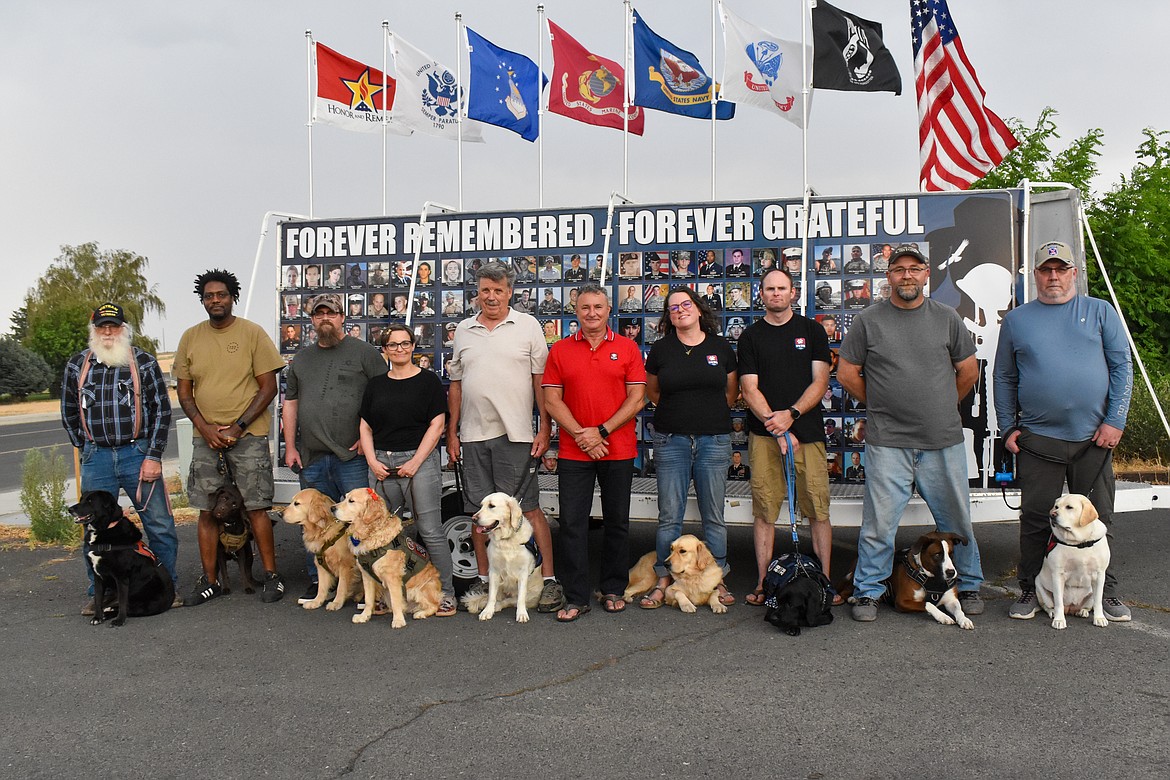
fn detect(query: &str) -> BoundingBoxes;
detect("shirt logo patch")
[706,354,719,366]
[610,352,618,360]
[794,337,807,350]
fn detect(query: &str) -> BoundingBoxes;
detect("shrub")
[1117,371,1170,463]
[22,447,78,545]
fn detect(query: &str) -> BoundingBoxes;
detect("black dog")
[70,490,174,627]
[210,484,257,594]
[762,552,835,636]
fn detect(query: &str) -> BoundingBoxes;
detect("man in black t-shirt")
[737,268,837,606]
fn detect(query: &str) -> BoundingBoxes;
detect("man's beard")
[89,328,133,367]
[895,282,922,302]
[316,320,342,348]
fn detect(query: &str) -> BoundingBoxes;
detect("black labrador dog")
[762,552,835,637]
[70,490,174,626]
[209,484,257,594]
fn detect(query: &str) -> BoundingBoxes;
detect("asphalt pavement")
[2,510,1168,779]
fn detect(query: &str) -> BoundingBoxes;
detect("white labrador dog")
[460,492,542,623]
[1035,494,1111,630]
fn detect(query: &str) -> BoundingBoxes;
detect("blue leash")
[779,431,813,576]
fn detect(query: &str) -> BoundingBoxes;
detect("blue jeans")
[652,432,731,576]
[300,453,369,581]
[853,442,984,600]
[369,449,453,597]
[80,441,179,589]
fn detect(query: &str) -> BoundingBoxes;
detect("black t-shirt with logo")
[645,332,737,435]
[736,315,832,443]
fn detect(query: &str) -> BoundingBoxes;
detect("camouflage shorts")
[188,435,274,511]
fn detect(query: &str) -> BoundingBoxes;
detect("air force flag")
[631,9,735,121]
[719,5,810,127]
[465,28,547,143]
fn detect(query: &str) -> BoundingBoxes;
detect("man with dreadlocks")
[174,270,286,605]
[62,302,181,616]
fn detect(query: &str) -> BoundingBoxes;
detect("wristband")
[235,417,250,431]
[597,424,610,439]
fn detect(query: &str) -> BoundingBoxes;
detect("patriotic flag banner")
[631,8,735,120]
[912,0,1017,190]
[719,4,810,127]
[811,1,902,94]
[547,20,644,135]
[389,32,483,142]
[465,28,547,143]
[313,42,409,134]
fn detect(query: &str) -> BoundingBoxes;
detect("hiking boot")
[261,572,285,603]
[187,576,223,606]
[81,598,96,617]
[958,591,985,615]
[1103,597,1132,622]
[537,579,565,613]
[851,597,878,622]
[171,593,184,609]
[297,581,320,605]
[1009,589,1037,619]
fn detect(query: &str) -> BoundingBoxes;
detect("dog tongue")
[473,522,496,535]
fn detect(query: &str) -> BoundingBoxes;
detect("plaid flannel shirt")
[61,347,172,460]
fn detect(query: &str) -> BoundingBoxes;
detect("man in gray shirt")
[837,245,984,622]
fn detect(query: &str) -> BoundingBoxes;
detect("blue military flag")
[465,28,547,143]
[631,8,735,120]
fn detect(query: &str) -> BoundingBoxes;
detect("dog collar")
[1050,534,1105,549]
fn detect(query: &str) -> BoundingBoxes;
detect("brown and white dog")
[461,492,543,622]
[331,487,442,628]
[278,488,362,611]
[1035,494,1111,630]
[624,534,728,614]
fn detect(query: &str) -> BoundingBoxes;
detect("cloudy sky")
[3,0,1167,349]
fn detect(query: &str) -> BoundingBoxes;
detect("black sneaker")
[187,576,223,606]
[261,572,285,603]
[297,581,320,605]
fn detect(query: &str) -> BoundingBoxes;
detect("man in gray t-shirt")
[838,245,984,623]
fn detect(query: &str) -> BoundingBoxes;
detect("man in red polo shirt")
[543,284,646,621]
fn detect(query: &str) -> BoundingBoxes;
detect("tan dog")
[331,487,442,628]
[460,492,542,622]
[624,534,727,614]
[1036,493,1112,630]
[278,488,362,611]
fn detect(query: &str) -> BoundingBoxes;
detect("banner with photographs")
[277,191,1018,484]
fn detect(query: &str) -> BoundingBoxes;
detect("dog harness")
[1044,534,1105,557]
[312,523,351,579]
[353,532,430,579]
[524,536,543,569]
[762,552,832,610]
[88,523,160,565]
[218,528,251,555]
[892,549,956,605]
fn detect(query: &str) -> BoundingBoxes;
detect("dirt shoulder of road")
[0,399,58,417]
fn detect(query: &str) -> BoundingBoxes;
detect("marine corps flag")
[631,8,735,120]
[811,1,902,95]
[547,20,644,135]
[313,42,409,134]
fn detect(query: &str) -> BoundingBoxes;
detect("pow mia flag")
[811,1,902,95]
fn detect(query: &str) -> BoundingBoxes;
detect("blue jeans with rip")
[80,441,179,591]
[299,453,369,581]
[651,432,732,576]
[853,442,984,600]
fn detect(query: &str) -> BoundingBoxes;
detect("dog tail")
[460,588,489,614]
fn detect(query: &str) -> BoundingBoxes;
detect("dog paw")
[679,602,697,614]
[303,601,323,610]
[324,602,344,612]
[1051,617,1067,630]
[711,602,728,614]
[957,618,974,630]
[352,612,371,624]
[242,587,254,595]
[516,608,530,623]
[110,617,126,627]
[1093,615,1109,627]
[1076,607,1091,618]
[391,617,407,629]
[479,608,495,621]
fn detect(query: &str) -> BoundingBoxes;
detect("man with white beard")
[61,302,180,615]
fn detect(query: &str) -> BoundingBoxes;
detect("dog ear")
[1077,496,1100,526]
[909,538,925,558]
[509,497,524,532]
[695,540,716,572]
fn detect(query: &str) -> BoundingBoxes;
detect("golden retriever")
[1036,493,1112,629]
[460,492,542,622]
[331,487,442,628]
[278,488,362,611]
[624,534,728,614]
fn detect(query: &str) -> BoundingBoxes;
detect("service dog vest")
[312,523,351,579]
[354,533,430,579]
[762,552,833,610]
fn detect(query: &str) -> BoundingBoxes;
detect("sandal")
[639,586,666,610]
[745,587,767,607]
[437,594,457,617]
[717,585,735,607]
[556,603,591,622]
[601,594,627,613]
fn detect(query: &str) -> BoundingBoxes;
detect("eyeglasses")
[668,299,695,313]
[1035,265,1074,276]
[887,266,928,278]
[383,341,414,351]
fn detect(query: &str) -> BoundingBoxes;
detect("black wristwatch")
[597,423,610,439]
[787,406,801,420]
[235,417,250,431]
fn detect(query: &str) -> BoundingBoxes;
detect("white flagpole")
[537,4,545,208]
[456,12,464,211]
[382,20,390,216]
[801,1,813,306]
[623,0,632,195]
[710,0,717,200]
[305,30,315,218]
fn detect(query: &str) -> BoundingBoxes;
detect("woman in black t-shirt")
[640,287,738,609]
[359,324,455,616]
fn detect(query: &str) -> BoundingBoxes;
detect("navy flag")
[466,28,548,142]
[631,9,735,120]
[811,1,902,95]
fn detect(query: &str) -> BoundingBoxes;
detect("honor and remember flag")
[631,8,735,120]
[465,28,547,143]
[388,32,484,142]
[912,0,1017,190]
[313,42,409,134]
[547,20,644,135]
[719,5,810,128]
[811,1,902,95]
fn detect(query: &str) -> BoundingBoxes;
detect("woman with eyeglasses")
[639,287,738,609]
[358,324,456,616]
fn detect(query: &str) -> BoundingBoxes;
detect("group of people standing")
[61,239,1134,625]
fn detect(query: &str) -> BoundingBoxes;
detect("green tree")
[971,107,1104,195]
[0,337,53,400]
[23,303,91,397]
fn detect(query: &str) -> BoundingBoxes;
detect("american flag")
[912,0,1018,191]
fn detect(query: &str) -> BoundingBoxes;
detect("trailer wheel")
[443,515,479,581]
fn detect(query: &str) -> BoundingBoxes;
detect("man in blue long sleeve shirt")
[61,303,180,615]
[993,241,1133,622]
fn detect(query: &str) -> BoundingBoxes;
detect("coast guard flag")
[389,31,483,142]
[719,5,810,127]
[465,28,547,142]
[811,1,902,95]
[632,9,735,120]
[547,20,644,135]
[313,42,410,135]
[912,0,1017,190]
